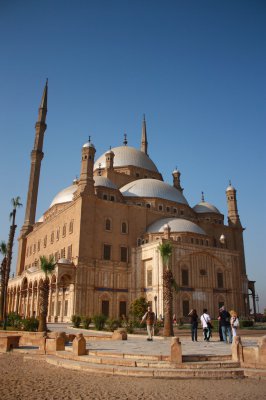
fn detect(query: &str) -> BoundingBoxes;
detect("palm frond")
[158,241,172,267]
[11,196,23,209]
[0,241,7,256]
[40,255,56,276]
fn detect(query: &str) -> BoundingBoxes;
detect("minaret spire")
[141,114,148,155]
[23,80,48,229]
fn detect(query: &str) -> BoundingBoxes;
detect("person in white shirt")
[200,308,212,341]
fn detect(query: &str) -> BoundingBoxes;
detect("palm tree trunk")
[0,258,7,319]
[3,223,17,329]
[38,278,49,332]
[163,269,174,337]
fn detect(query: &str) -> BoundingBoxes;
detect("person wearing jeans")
[219,306,232,343]
[188,309,198,342]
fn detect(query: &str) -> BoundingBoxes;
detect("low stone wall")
[232,335,266,369]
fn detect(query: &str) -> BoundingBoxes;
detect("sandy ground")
[0,353,265,400]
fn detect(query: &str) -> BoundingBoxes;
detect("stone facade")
[6,82,252,322]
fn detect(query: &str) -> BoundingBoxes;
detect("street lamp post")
[154,295,157,319]
[255,294,259,314]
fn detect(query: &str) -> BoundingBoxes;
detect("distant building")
[6,82,255,321]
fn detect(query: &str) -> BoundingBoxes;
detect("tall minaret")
[141,114,148,155]
[16,80,48,275]
[22,80,48,232]
[226,181,241,227]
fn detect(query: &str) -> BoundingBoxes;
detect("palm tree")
[0,241,7,319]
[158,240,175,337]
[38,255,56,332]
[3,197,22,329]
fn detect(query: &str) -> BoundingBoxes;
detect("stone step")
[88,350,232,363]
[244,368,266,380]
[46,355,244,379]
[55,351,240,370]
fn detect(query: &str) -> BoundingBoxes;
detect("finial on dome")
[143,113,146,121]
[123,133,128,146]
[229,179,231,186]
[201,191,205,202]
[109,145,112,150]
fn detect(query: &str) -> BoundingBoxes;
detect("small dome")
[83,139,95,148]
[120,179,188,205]
[147,218,206,235]
[226,185,235,192]
[57,258,72,264]
[94,146,159,173]
[94,176,117,189]
[193,201,221,214]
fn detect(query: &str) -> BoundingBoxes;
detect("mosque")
[6,81,255,322]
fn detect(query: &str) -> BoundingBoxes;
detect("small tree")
[38,255,56,332]
[129,297,149,322]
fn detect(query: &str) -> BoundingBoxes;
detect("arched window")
[181,267,189,286]
[105,218,111,231]
[121,221,128,234]
[217,271,224,288]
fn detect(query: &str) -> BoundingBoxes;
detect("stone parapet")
[72,333,87,356]
[112,329,127,340]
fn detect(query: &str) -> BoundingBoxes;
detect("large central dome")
[94,146,159,173]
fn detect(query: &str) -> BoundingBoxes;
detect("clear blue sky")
[0,1,265,313]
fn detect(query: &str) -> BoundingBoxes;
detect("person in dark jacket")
[188,309,198,342]
[219,306,232,343]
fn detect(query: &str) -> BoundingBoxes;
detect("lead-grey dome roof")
[147,217,206,235]
[49,177,117,208]
[193,201,221,214]
[94,146,159,172]
[120,179,188,205]
[94,176,117,189]
[50,184,76,208]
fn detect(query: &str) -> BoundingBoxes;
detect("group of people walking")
[188,306,239,343]
[141,305,239,343]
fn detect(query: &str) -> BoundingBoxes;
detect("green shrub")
[92,314,107,331]
[129,297,149,321]
[81,316,91,329]
[20,317,39,332]
[71,314,81,328]
[121,318,134,334]
[105,318,121,332]
[7,312,22,328]
[240,320,254,328]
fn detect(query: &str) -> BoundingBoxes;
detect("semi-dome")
[94,146,159,173]
[193,201,221,214]
[94,176,117,189]
[147,217,206,235]
[50,184,77,208]
[49,177,117,208]
[120,179,188,205]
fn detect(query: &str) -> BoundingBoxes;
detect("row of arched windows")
[105,218,128,234]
